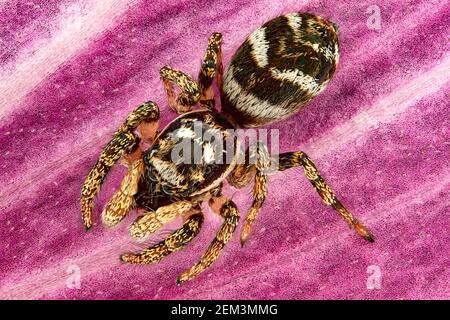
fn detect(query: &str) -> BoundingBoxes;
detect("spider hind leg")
[278,151,374,242]
[227,142,270,246]
[240,142,271,246]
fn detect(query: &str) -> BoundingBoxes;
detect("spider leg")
[160,66,200,114]
[80,132,139,229]
[198,32,223,110]
[227,161,256,189]
[128,201,195,240]
[102,159,144,227]
[239,142,271,247]
[177,198,239,284]
[278,151,374,242]
[120,206,203,264]
[80,101,160,229]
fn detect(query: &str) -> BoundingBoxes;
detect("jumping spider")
[81,12,374,284]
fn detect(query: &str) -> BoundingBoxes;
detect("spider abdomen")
[221,12,339,128]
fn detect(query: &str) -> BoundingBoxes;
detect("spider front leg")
[81,101,160,229]
[81,133,139,229]
[278,151,374,242]
[160,66,200,114]
[177,197,240,284]
[120,204,203,264]
[101,159,144,227]
[198,32,223,110]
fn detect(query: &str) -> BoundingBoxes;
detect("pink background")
[0,0,448,299]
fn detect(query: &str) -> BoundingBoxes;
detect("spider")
[81,12,374,284]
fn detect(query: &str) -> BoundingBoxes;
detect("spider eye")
[161,184,174,195]
[147,169,158,182]
[331,22,339,33]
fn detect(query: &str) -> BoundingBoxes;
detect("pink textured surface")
[0,0,448,299]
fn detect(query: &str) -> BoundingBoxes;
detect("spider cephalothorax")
[81,12,373,284]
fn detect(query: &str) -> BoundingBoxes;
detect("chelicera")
[81,12,374,284]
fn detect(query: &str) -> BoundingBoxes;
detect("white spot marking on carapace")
[203,142,216,164]
[175,127,195,139]
[150,158,183,187]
